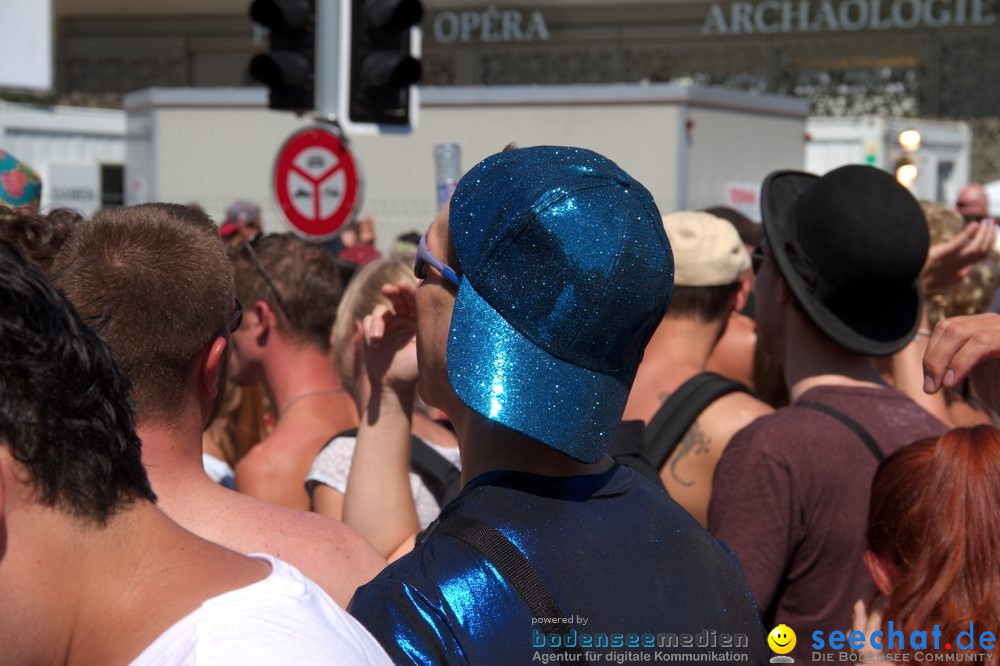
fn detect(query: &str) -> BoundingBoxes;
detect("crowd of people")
[2,143,1000,665]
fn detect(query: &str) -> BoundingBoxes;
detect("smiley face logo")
[767,624,796,655]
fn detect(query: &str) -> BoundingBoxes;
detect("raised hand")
[850,597,887,657]
[361,281,419,396]
[921,220,996,293]
[923,312,1000,412]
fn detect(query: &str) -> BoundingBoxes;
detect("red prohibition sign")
[273,126,361,240]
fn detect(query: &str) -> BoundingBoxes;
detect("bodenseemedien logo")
[768,624,796,663]
[529,617,754,662]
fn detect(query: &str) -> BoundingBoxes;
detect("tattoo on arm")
[669,422,711,487]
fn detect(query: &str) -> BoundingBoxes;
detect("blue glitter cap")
[446,146,674,463]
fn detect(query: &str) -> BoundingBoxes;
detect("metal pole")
[314,0,340,125]
[675,104,690,211]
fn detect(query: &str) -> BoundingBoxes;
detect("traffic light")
[894,157,918,189]
[894,128,921,189]
[897,129,921,153]
[343,0,423,132]
[249,0,316,112]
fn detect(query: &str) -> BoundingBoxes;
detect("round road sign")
[273,125,361,240]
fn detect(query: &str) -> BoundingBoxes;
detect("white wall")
[126,84,808,249]
[0,102,125,167]
[686,107,806,213]
[132,90,685,245]
[0,101,126,213]
[348,103,682,241]
[154,107,306,218]
[804,116,972,204]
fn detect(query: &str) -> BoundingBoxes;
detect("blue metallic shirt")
[350,463,769,665]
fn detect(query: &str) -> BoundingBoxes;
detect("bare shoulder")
[235,424,335,509]
[210,490,385,606]
[234,431,307,479]
[236,432,281,467]
[233,437,286,493]
[699,392,774,446]
[720,391,773,419]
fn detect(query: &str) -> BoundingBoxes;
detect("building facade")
[44,0,1000,180]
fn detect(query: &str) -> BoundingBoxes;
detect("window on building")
[101,164,124,209]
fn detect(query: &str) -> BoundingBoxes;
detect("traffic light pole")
[314,0,343,130]
[309,0,422,134]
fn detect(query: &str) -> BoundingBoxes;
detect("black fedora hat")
[760,164,928,356]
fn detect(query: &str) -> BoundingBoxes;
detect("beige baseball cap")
[662,211,751,286]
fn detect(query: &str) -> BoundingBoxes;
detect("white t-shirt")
[132,554,390,665]
[307,434,462,529]
[201,453,234,489]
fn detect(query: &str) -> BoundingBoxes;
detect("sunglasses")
[197,298,243,354]
[239,234,288,315]
[414,234,460,287]
[226,298,244,333]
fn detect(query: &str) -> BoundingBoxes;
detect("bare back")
[236,393,358,511]
[111,512,273,663]
[705,312,757,388]
[156,473,384,607]
[658,391,772,525]
[626,361,773,525]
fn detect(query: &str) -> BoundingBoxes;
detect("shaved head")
[956,184,989,222]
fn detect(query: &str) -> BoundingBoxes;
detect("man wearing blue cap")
[346,145,769,664]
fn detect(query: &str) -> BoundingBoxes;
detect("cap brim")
[446,278,632,463]
[762,170,921,356]
[219,223,242,238]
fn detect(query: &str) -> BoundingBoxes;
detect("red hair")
[868,425,1000,654]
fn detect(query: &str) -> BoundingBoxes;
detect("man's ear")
[863,549,896,597]
[251,299,277,344]
[734,271,752,313]
[0,455,6,562]
[202,337,228,398]
[0,450,6,521]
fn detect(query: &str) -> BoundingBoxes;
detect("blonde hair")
[331,259,416,395]
[921,200,1000,327]
[203,382,269,468]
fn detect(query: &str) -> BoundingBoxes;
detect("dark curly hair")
[0,240,155,524]
[0,206,82,274]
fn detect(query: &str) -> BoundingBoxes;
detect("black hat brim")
[761,170,923,357]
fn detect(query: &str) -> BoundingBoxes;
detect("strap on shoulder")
[796,400,884,462]
[409,436,463,506]
[645,372,753,469]
[323,427,359,450]
[424,515,585,659]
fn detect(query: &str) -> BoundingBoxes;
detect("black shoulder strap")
[409,436,463,506]
[610,420,666,489]
[424,515,585,659]
[797,400,884,462]
[326,427,359,446]
[645,372,753,469]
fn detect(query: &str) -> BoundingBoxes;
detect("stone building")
[44,0,1000,180]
